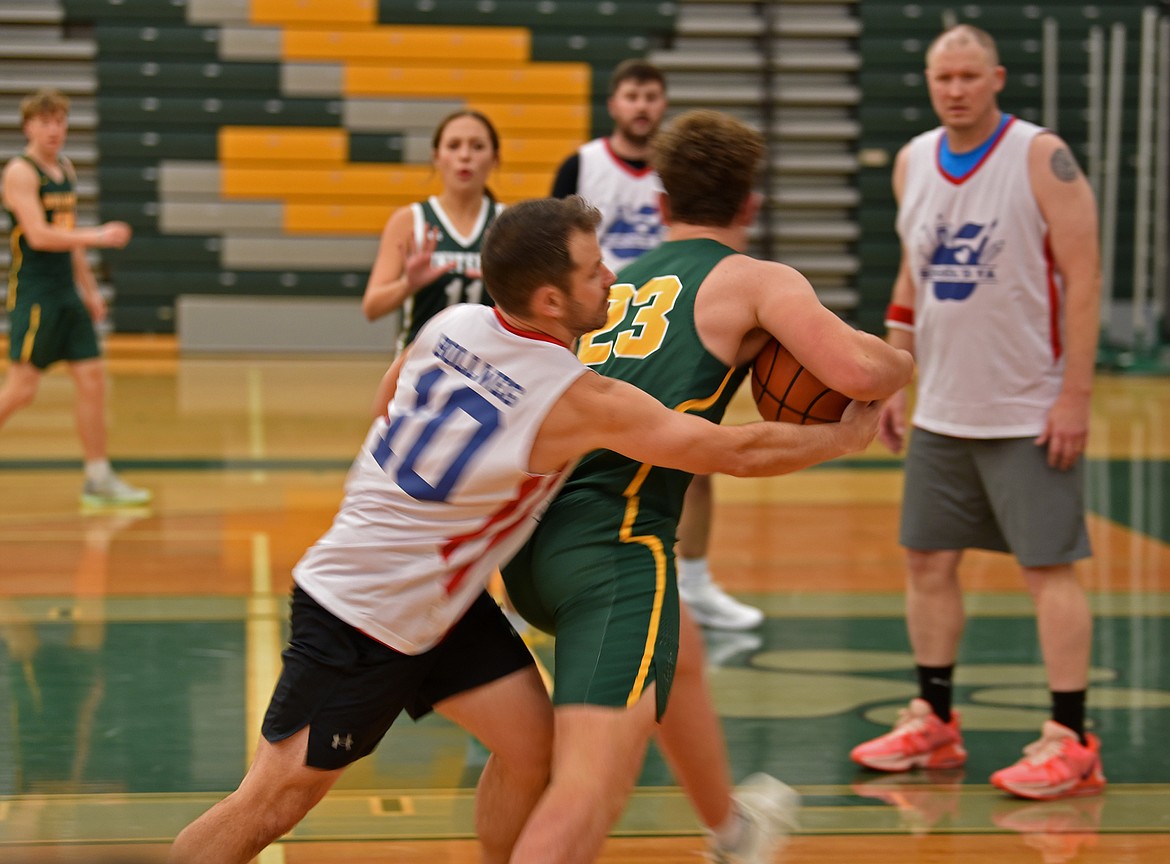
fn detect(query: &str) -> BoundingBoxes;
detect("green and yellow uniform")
[4,156,98,368]
[503,239,748,717]
[398,195,503,351]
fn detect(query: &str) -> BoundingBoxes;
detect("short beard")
[616,120,656,149]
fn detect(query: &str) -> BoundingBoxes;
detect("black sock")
[1052,690,1087,744]
[916,664,955,722]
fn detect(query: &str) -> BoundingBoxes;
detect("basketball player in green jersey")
[501,111,914,863]
[362,111,504,350]
[1,89,148,508]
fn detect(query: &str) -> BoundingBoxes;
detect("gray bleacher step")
[772,220,860,243]
[779,252,859,277]
[0,65,97,95]
[177,295,399,353]
[677,12,861,39]
[772,152,860,174]
[651,50,859,73]
[774,118,861,140]
[771,187,861,208]
[0,1,64,24]
[0,40,95,60]
[670,83,859,107]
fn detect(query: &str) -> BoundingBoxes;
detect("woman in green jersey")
[362,111,504,350]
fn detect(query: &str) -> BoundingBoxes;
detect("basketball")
[750,338,851,424]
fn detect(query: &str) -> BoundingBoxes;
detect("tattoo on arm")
[1050,148,1080,182]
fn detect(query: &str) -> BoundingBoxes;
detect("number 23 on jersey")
[578,275,682,366]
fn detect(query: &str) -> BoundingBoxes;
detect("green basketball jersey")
[4,155,76,309]
[398,195,502,350]
[565,237,749,527]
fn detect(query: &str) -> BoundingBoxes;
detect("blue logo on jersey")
[603,204,664,262]
[920,219,1002,301]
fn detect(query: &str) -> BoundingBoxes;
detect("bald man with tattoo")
[850,25,1105,801]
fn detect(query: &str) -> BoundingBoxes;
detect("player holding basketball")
[167,195,889,864]
[551,59,761,632]
[850,25,1105,800]
[502,111,914,864]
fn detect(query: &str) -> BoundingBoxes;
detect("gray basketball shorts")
[899,427,1091,567]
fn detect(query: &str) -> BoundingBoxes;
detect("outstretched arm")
[530,372,883,477]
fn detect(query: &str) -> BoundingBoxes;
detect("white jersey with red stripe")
[294,304,589,654]
[898,117,1064,438]
[577,137,665,273]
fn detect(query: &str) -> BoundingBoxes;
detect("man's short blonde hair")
[21,89,70,124]
[926,24,1000,67]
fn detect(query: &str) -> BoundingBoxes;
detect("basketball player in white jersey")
[552,59,764,634]
[168,196,888,864]
[850,25,1105,801]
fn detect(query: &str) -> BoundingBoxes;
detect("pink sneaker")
[990,721,1106,801]
[850,698,967,772]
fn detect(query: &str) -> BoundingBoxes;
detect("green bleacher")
[376,0,677,31]
[854,0,1152,333]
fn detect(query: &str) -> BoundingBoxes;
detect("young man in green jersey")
[1,89,148,507]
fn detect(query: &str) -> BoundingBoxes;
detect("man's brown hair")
[482,196,601,314]
[651,110,765,227]
[21,89,70,124]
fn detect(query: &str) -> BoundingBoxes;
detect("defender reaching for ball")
[168,195,888,864]
[501,110,914,864]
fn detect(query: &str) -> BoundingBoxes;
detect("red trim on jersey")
[602,137,655,179]
[493,308,570,348]
[1044,233,1063,361]
[936,116,1017,186]
[441,473,556,596]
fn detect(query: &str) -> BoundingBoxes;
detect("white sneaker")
[680,578,765,630]
[707,773,801,863]
[81,473,152,508]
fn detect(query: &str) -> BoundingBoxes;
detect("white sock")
[84,459,112,484]
[677,556,710,590]
[710,803,747,851]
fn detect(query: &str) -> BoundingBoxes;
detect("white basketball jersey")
[577,137,665,273]
[898,117,1063,438]
[294,304,588,654]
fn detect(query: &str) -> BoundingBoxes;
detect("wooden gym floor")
[1,338,1168,863]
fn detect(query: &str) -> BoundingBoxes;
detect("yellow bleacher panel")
[219,128,348,163]
[282,26,530,64]
[284,203,406,235]
[344,64,589,100]
[250,0,375,26]
[484,172,555,202]
[223,166,435,199]
[501,137,586,170]
[470,102,590,137]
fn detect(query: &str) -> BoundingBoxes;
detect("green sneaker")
[81,474,152,509]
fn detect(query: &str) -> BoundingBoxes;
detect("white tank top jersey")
[294,304,589,654]
[577,137,665,273]
[897,117,1063,438]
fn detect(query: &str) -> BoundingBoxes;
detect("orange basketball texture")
[750,338,851,424]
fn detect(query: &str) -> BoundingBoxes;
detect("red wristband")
[885,303,914,331]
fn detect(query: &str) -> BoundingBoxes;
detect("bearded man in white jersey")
[167,196,890,864]
[850,25,1105,801]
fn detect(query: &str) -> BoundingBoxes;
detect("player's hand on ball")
[839,398,883,453]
